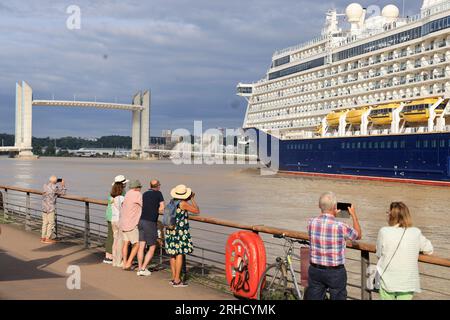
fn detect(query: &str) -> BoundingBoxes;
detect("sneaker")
[103,258,113,264]
[114,262,124,268]
[137,269,152,277]
[172,281,188,288]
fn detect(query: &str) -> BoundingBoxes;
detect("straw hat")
[112,175,129,186]
[170,184,192,200]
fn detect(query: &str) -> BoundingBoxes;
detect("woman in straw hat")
[165,184,200,288]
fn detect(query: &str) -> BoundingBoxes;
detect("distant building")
[161,130,172,139]
[150,137,166,145]
[216,127,226,136]
[67,148,131,157]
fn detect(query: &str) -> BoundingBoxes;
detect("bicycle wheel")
[257,263,297,300]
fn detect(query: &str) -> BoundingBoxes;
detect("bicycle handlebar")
[273,234,309,246]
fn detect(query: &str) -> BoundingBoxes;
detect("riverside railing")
[1,185,449,300]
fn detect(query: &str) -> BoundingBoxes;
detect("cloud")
[0,0,423,138]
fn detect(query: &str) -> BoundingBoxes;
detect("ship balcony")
[253,38,450,97]
[250,59,450,108]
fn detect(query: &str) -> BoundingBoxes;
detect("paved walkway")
[0,223,232,300]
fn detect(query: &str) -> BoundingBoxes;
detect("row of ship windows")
[248,86,445,123]
[333,27,422,62]
[286,139,450,151]
[248,82,448,116]
[270,15,450,82]
[256,38,449,96]
[254,60,449,105]
[248,84,445,123]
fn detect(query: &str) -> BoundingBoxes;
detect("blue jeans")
[306,265,348,300]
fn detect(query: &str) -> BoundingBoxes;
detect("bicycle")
[257,234,310,300]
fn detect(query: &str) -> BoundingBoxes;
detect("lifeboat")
[369,103,400,126]
[346,108,369,125]
[326,111,346,127]
[401,98,446,123]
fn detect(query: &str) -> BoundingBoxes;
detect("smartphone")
[337,202,352,218]
[57,178,63,183]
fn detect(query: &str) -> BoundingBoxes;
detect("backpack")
[162,199,181,230]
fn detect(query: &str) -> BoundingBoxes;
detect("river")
[0,156,449,257]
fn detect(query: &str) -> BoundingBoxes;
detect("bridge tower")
[131,92,142,158]
[140,90,151,158]
[15,81,35,159]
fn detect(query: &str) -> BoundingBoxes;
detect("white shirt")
[376,226,433,293]
[111,196,124,223]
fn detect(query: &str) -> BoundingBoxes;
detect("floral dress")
[165,205,194,256]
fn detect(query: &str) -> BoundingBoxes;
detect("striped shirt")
[308,214,359,267]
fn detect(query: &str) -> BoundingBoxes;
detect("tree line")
[0,134,133,156]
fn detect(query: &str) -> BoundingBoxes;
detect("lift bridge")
[0,81,151,159]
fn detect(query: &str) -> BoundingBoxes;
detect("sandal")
[172,281,188,288]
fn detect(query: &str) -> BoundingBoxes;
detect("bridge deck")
[0,223,232,300]
[32,100,143,111]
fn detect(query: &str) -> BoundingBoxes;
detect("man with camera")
[41,176,66,244]
[306,192,362,300]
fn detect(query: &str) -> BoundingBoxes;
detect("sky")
[0,0,422,138]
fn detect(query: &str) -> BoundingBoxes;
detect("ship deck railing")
[1,185,449,300]
[272,1,449,63]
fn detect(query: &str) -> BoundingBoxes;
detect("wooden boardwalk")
[0,223,232,300]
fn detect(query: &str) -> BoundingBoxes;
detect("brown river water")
[0,156,449,258]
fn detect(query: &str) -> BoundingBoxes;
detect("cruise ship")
[237,0,450,185]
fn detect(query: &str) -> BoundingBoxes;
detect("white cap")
[112,175,129,186]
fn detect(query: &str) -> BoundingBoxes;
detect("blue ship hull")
[255,130,450,184]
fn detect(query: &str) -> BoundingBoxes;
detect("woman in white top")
[110,183,125,267]
[376,202,433,300]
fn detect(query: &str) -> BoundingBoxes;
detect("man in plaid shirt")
[306,192,362,300]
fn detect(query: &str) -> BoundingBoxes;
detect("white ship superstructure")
[238,0,450,140]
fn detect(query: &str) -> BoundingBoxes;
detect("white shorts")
[122,227,139,244]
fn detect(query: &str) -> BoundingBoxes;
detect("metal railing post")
[361,250,372,300]
[201,248,205,277]
[3,189,9,220]
[25,192,31,231]
[84,201,90,248]
[0,190,4,212]
[54,205,58,239]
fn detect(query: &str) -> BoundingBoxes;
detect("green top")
[105,195,113,222]
[105,190,126,221]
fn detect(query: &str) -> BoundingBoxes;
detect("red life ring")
[225,231,266,299]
